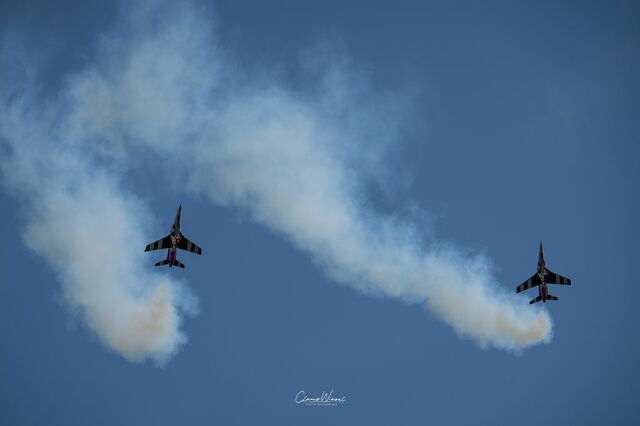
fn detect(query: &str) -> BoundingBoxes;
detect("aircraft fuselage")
[537,244,548,302]
[164,206,182,267]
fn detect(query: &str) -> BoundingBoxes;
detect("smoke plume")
[0,0,552,361]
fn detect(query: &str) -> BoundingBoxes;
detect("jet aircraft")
[516,242,571,304]
[144,204,202,268]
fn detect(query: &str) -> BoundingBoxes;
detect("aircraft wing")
[546,269,571,285]
[145,236,173,252]
[178,234,202,255]
[516,273,542,293]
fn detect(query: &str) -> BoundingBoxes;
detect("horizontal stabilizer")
[155,259,170,267]
[529,295,543,304]
[172,259,185,268]
[529,295,558,304]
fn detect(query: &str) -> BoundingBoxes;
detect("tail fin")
[546,294,558,301]
[155,259,170,267]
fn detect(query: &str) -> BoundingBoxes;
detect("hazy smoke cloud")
[0,92,196,364]
[0,0,552,359]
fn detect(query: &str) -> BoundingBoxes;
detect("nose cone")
[174,204,182,226]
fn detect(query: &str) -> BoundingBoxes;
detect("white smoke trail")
[0,0,552,356]
[0,63,197,365]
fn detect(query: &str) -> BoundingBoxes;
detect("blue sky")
[1,1,639,425]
